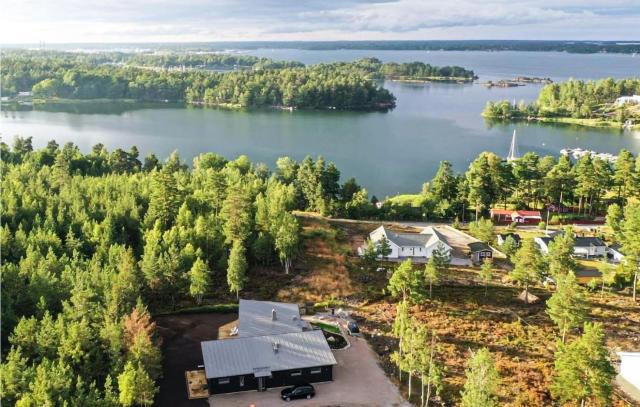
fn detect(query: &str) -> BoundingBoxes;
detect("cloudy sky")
[2,0,639,43]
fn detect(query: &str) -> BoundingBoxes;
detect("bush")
[550,215,561,225]
[538,221,546,230]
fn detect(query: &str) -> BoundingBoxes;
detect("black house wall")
[208,365,333,394]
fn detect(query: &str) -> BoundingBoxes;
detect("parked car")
[281,383,315,401]
[347,321,360,334]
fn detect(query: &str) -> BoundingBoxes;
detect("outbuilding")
[468,242,493,264]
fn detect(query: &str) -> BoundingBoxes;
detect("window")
[218,378,230,385]
[290,370,302,377]
[310,368,322,374]
[239,376,244,387]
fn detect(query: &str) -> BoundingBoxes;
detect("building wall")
[619,353,640,390]
[208,365,333,394]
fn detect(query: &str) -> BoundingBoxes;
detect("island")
[482,78,640,129]
[1,51,476,111]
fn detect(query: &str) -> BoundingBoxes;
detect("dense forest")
[382,149,640,222]
[483,78,640,123]
[1,51,475,109]
[0,137,379,405]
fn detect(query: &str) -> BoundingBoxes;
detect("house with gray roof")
[200,300,336,394]
[534,236,606,258]
[361,226,452,260]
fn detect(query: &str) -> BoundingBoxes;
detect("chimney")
[272,308,277,321]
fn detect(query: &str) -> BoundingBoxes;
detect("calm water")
[2,50,639,197]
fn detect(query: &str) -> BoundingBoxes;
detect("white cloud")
[1,0,638,43]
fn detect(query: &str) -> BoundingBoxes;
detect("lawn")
[311,321,342,334]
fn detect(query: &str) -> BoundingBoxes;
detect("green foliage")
[227,240,248,299]
[469,218,495,243]
[606,203,623,235]
[423,257,440,299]
[479,259,493,296]
[551,322,615,406]
[460,348,501,407]
[483,78,640,123]
[188,258,210,304]
[510,238,546,303]
[388,259,421,302]
[546,271,588,342]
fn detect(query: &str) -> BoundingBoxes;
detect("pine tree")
[377,237,392,259]
[479,259,493,297]
[188,258,210,305]
[227,240,248,299]
[547,227,577,278]
[546,271,588,342]
[431,242,451,270]
[274,213,299,274]
[460,348,501,407]
[392,300,410,382]
[619,202,640,302]
[551,322,615,406]
[423,257,439,299]
[145,168,181,230]
[510,238,545,304]
[388,259,420,302]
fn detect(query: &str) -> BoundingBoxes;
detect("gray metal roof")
[386,231,431,247]
[238,299,306,337]
[574,237,606,248]
[201,330,337,379]
[468,242,492,252]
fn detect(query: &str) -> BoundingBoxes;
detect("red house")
[490,209,542,224]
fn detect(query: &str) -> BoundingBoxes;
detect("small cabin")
[468,242,493,264]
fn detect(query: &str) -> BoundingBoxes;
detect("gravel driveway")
[209,337,408,407]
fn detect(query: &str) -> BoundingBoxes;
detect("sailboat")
[507,129,520,162]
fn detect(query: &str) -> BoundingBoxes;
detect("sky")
[2,0,639,44]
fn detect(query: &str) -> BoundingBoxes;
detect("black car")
[347,321,360,334]
[281,383,315,401]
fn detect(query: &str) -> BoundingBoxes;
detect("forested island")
[1,51,474,111]
[483,78,640,129]
[16,40,640,54]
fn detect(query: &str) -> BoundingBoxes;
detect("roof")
[609,243,625,253]
[468,242,492,252]
[201,330,337,379]
[490,209,512,215]
[514,210,542,217]
[574,237,606,248]
[387,232,431,247]
[370,226,450,249]
[499,233,521,243]
[238,299,305,337]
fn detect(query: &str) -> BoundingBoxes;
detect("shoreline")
[482,114,640,131]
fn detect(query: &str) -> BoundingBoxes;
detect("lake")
[2,50,639,197]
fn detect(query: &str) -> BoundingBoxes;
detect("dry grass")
[281,216,640,407]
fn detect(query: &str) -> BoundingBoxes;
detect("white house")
[534,236,606,258]
[615,95,640,106]
[617,352,640,393]
[607,243,625,263]
[361,226,452,260]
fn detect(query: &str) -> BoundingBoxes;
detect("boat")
[506,129,520,162]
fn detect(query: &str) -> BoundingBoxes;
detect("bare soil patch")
[155,313,238,407]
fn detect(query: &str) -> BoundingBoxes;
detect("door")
[257,377,266,392]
